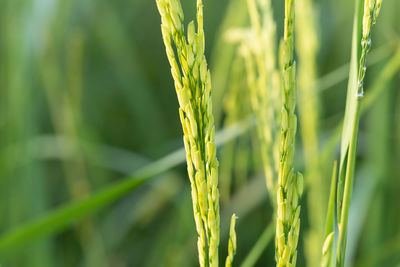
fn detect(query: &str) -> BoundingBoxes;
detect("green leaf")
[0,118,252,255]
[321,161,338,267]
[337,0,364,224]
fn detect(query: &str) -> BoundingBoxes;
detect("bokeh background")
[0,0,399,266]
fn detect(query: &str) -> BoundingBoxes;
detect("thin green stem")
[321,161,337,267]
[336,99,361,267]
[336,0,384,265]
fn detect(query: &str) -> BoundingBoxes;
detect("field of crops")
[0,0,399,266]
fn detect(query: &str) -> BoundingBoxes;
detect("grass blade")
[321,161,338,267]
[336,0,363,223]
[0,118,252,255]
[336,0,384,265]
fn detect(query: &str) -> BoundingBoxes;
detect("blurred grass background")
[0,0,399,266]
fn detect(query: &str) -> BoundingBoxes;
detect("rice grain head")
[358,0,383,98]
[226,0,280,202]
[225,214,237,267]
[156,1,236,266]
[275,0,303,266]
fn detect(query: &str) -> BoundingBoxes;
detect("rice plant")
[156,0,236,266]
[274,1,303,266]
[225,0,280,202]
[335,1,383,266]
[0,0,399,267]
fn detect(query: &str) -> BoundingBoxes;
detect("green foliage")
[0,0,399,266]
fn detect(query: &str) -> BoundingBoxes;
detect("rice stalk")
[336,1,383,266]
[239,42,277,201]
[156,1,237,266]
[275,0,303,266]
[225,0,280,202]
